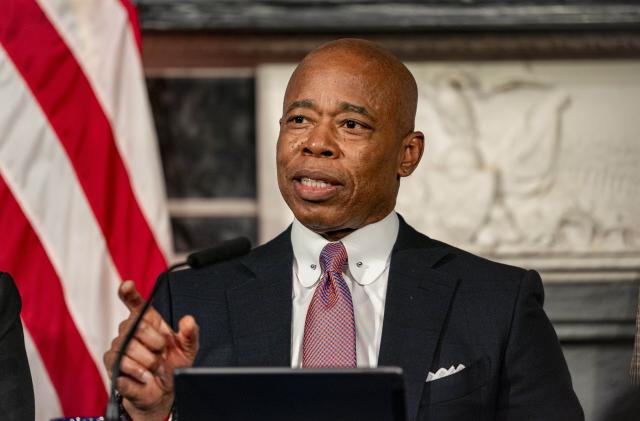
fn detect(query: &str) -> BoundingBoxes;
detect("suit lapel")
[378,218,460,420]
[226,228,293,367]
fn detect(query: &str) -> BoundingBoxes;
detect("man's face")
[276,53,417,237]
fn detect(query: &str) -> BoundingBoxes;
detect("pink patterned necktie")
[302,241,357,368]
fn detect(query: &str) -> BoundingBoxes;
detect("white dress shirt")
[290,211,399,368]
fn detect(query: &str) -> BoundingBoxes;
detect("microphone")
[187,236,251,269]
[105,237,252,420]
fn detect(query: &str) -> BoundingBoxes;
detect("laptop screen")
[174,367,406,421]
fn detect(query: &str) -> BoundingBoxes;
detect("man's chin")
[294,209,341,230]
[292,209,359,240]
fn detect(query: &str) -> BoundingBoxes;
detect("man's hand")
[103,280,199,420]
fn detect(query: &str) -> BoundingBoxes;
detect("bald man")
[104,39,583,420]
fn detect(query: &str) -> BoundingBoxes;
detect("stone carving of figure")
[399,69,571,252]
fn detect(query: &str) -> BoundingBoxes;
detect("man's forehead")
[289,58,378,87]
[284,60,389,106]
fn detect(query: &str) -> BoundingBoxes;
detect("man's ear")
[397,131,425,177]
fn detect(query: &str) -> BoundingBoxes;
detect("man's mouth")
[299,177,334,189]
[292,175,340,201]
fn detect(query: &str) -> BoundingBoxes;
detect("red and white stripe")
[0,0,171,418]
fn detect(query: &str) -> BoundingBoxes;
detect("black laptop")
[174,367,406,421]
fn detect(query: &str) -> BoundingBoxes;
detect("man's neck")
[319,229,355,241]
[310,210,396,242]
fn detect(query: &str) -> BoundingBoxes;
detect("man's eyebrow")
[285,100,316,114]
[338,102,375,120]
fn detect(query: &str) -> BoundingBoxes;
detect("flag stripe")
[0,174,108,416]
[0,42,125,391]
[0,0,167,297]
[118,0,142,52]
[37,0,172,260]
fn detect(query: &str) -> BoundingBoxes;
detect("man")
[104,39,583,420]
[0,272,35,421]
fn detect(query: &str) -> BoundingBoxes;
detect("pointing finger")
[118,280,145,313]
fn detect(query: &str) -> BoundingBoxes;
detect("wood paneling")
[142,31,640,69]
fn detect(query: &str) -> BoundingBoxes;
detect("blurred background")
[139,0,640,419]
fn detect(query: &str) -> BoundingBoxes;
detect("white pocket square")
[425,364,466,382]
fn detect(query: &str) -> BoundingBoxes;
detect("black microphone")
[105,237,252,420]
[187,236,251,269]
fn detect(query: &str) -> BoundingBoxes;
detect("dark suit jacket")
[154,217,583,421]
[0,272,35,421]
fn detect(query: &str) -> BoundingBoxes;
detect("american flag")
[0,0,171,418]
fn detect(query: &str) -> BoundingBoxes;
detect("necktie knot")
[319,242,348,274]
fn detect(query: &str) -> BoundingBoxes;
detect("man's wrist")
[121,395,174,421]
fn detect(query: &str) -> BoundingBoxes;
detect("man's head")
[276,38,424,240]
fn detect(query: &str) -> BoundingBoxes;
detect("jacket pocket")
[425,355,490,404]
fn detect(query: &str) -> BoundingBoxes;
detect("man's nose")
[302,124,338,158]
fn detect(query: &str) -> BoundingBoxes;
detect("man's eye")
[344,120,366,130]
[292,116,305,124]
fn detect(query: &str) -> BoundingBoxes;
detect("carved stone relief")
[256,61,640,275]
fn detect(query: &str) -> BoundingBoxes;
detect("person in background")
[0,272,35,421]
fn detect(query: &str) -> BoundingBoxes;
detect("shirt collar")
[291,211,399,288]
